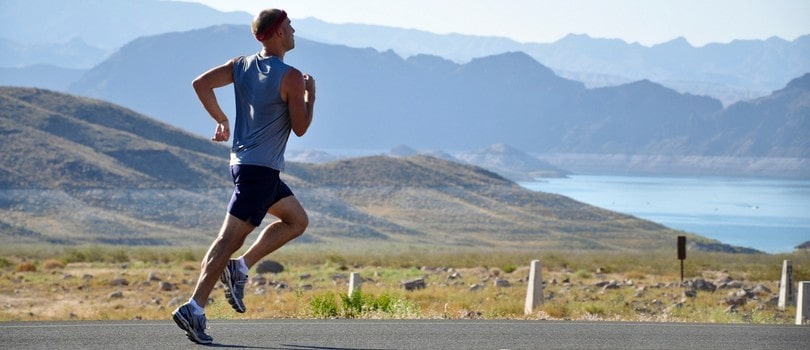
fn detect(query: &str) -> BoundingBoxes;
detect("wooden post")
[349,272,361,296]
[779,260,794,309]
[524,260,544,315]
[797,281,810,325]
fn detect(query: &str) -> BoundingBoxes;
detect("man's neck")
[260,47,285,59]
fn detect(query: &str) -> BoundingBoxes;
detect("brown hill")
[0,87,702,250]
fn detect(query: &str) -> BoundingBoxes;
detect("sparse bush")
[0,257,11,269]
[309,292,339,318]
[15,262,37,272]
[501,264,517,274]
[574,269,591,279]
[42,259,66,270]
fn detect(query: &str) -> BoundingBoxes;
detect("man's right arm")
[192,59,236,142]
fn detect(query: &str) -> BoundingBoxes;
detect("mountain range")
[1,0,808,178]
[1,86,728,252]
[54,24,809,177]
[2,0,808,105]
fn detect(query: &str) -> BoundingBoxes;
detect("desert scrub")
[307,290,415,319]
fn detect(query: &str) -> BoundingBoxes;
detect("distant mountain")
[703,73,810,157]
[456,144,569,181]
[292,18,809,104]
[0,64,87,91]
[0,0,251,68]
[60,25,809,174]
[1,1,807,103]
[1,87,721,251]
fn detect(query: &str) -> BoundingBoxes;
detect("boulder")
[402,277,426,291]
[255,260,284,274]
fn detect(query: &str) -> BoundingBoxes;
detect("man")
[172,8,316,344]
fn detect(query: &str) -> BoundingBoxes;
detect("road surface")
[1,319,808,349]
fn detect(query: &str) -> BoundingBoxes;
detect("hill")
[0,87,715,251]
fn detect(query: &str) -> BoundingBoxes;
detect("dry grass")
[0,244,807,323]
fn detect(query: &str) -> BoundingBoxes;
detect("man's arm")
[192,59,236,142]
[281,68,316,137]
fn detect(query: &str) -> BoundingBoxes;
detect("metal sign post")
[677,236,686,283]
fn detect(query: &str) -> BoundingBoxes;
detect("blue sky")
[184,0,809,47]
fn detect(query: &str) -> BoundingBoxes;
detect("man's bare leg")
[240,196,308,268]
[191,213,255,307]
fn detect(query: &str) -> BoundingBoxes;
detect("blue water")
[519,175,810,253]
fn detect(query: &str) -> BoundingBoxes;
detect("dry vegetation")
[1,244,807,324]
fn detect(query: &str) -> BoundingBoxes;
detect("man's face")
[282,19,295,50]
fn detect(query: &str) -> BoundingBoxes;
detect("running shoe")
[172,303,213,344]
[220,259,247,313]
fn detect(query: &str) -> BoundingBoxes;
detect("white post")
[779,260,794,309]
[349,272,361,296]
[796,281,810,325]
[524,260,544,315]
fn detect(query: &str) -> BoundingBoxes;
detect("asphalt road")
[1,319,808,350]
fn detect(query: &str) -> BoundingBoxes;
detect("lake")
[519,175,810,253]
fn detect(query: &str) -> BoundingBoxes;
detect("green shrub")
[309,292,339,318]
[501,264,517,274]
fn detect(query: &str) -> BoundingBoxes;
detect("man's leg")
[191,213,255,307]
[240,195,308,268]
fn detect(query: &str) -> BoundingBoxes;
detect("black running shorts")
[227,164,293,227]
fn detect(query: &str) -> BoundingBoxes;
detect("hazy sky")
[184,0,809,47]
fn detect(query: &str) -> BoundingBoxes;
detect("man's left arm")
[282,68,315,137]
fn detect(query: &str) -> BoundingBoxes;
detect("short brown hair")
[252,9,287,41]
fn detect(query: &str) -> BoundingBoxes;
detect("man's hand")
[304,74,316,103]
[212,120,230,142]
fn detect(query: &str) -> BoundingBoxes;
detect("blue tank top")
[230,54,292,170]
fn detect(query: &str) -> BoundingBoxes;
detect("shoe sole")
[172,311,213,345]
[221,267,246,313]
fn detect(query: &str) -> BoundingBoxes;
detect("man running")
[172,8,316,344]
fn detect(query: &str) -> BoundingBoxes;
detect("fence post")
[349,272,361,296]
[796,281,810,325]
[779,260,794,309]
[524,260,544,315]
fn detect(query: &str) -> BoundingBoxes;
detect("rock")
[686,279,717,292]
[723,295,747,306]
[402,278,426,291]
[751,284,772,296]
[255,260,284,274]
[298,273,311,280]
[168,297,184,307]
[148,272,162,282]
[494,278,510,287]
[109,278,129,286]
[109,291,124,299]
[719,280,743,289]
[159,281,175,291]
[251,275,267,286]
[469,284,483,291]
[602,280,621,290]
[683,290,697,299]
[448,272,462,280]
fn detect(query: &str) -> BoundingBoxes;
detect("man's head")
[253,9,293,48]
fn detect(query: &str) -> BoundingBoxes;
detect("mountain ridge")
[1,1,807,104]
